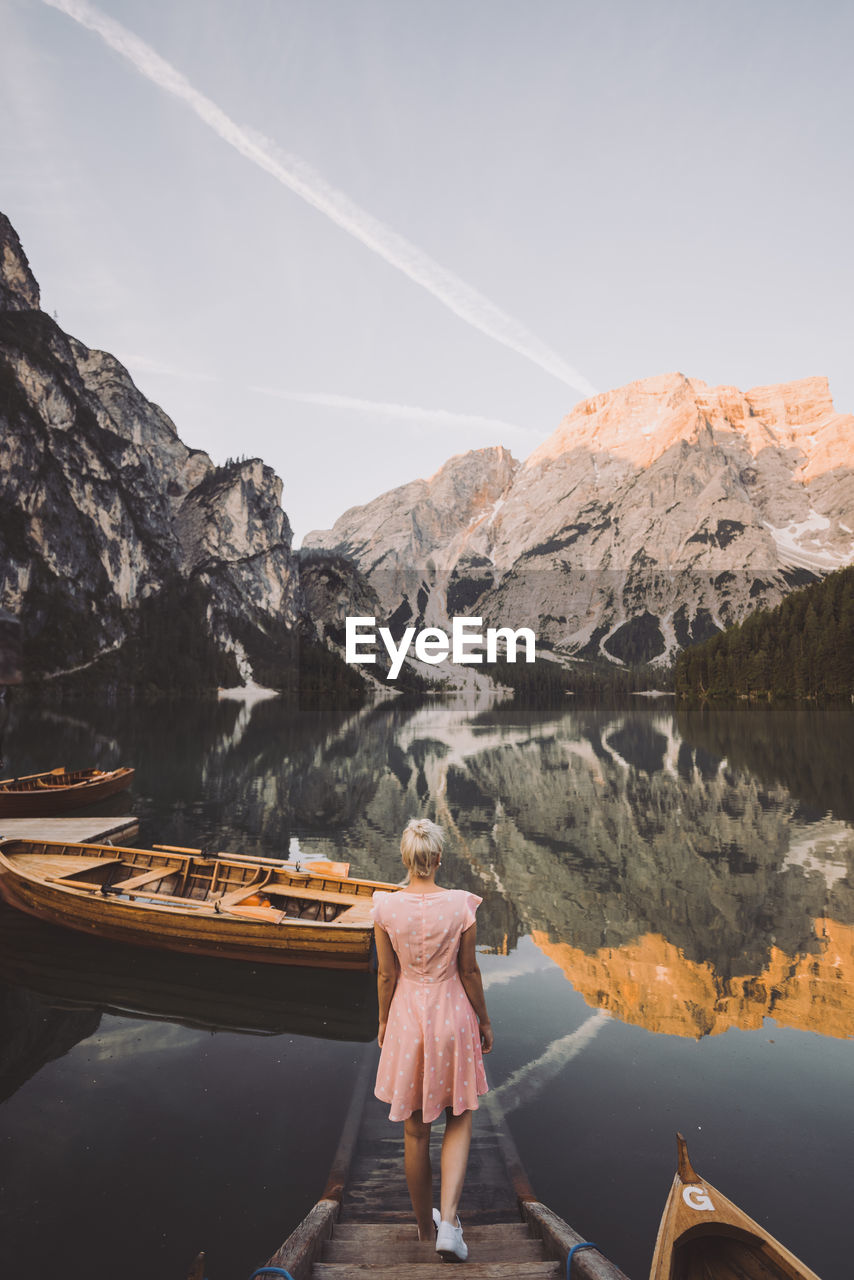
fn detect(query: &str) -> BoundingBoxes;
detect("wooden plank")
[322,1236,545,1263]
[329,1224,531,1243]
[338,1206,520,1221]
[312,1263,562,1279]
[45,859,127,887]
[522,1202,631,1280]
[16,854,123,877]
[215,881,266,910]
[265,884,376,908]
[332,902,374,924]
[45,876,111,892]
[225,904,285,921]
[264,1197,338,1280]
[112,866,181,891]
[0,817,139,843]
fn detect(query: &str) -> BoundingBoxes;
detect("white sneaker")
[432,1208,442,1231]
[435,1216,468,1262]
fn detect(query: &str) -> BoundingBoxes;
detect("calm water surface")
[1,694,852,1279]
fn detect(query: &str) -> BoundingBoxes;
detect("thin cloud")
[119,355,536,439]
[43,0,597,399]
[122,353,219,383]
[248,385,536,439]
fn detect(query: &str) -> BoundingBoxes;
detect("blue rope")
[567,1241,597,1277]
[248,1269,296,1279]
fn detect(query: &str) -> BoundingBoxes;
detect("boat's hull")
[667,1231,813,1280]
[0,869,375,969]
[0,768,134,817]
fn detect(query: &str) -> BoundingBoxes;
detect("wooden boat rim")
[0,765,67,787]
[0,837,392,889]
[0,765,133,791]
[0,839,387,930]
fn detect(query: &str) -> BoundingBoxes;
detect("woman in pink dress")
[372,818,493,1262]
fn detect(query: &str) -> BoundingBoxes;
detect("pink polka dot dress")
[371,888,489,1123]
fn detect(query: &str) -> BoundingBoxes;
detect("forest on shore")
[674,566,854,700]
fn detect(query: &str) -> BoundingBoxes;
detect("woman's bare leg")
[439,1108,472,1223]
[404,1110,434,1239]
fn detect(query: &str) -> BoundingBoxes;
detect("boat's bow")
[649,1133,821,1280]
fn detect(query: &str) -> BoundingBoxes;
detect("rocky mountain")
[0,212,365,691]
[307,373,854,665]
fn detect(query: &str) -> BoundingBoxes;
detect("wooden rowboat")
[0,838,397,970]
[650,1134,821,1280]
[0,766,134,816]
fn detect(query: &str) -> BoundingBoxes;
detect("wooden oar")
[152,845,329,874]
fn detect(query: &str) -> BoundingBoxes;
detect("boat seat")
[263,884,368,908]
[215,883,266,910]
[112,866,179,891]
[35,855,124,886]
[44,859,126,889]
[213,880,364,912]
[226,904,284,921]
[333,901,374,924]
[15,853,122,875]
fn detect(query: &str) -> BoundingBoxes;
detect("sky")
[2,0,853,541]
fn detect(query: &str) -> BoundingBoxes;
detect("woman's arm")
[374,924,398,1047]
[458,922,494,1053]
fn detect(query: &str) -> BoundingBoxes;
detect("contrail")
[119,357,536,438]
[490,1011,610,1114]
[481,957,556,990]
[43,0,597,399]
[248,385,536,438]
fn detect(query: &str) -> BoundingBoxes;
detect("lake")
[1,692,852,1279]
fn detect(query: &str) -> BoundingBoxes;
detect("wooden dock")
[0,816,139,843]
[252,1049,631,1280]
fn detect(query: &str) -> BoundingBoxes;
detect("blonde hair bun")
[400,818,444,878]
[408,818,435,836]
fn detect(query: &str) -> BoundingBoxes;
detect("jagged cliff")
[307,373,854,664]
[307,445,521,633]
[0,212,366,690]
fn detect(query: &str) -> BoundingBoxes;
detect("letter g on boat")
[681,1184,715,1211]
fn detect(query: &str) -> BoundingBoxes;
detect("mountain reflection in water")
[2,694,853,1280]
[4,695,853,1049]
[285,698,854,1044]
